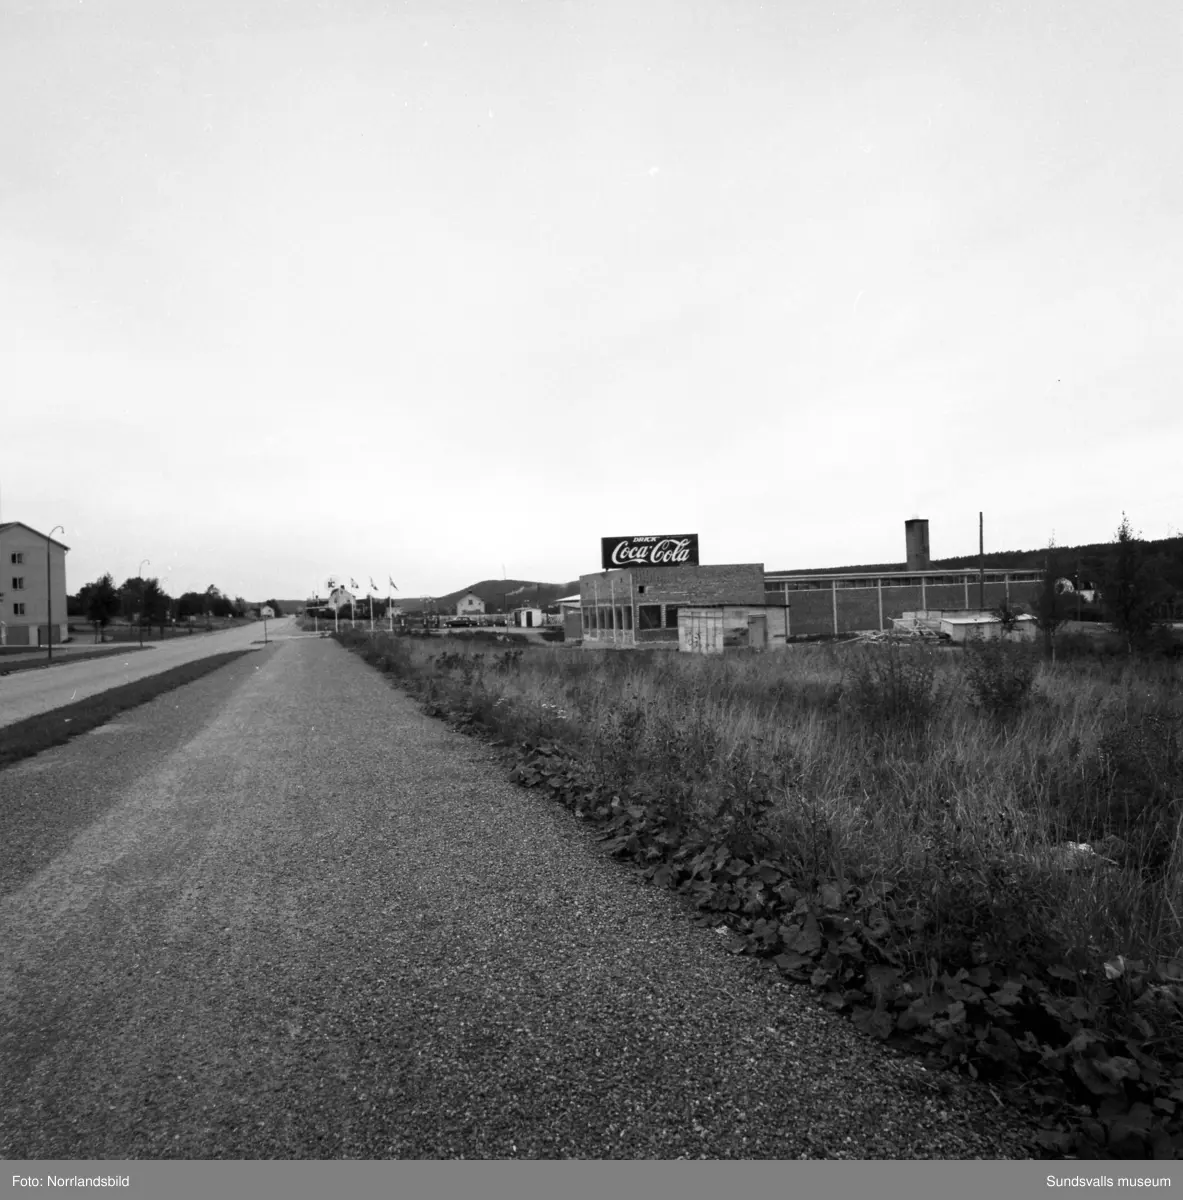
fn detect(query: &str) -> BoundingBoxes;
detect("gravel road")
[0,617,300,729]
[0,636,1041,1159]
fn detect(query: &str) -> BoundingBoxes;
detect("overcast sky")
[3,0,1179,601]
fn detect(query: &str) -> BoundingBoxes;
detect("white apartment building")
[0,522,70,647]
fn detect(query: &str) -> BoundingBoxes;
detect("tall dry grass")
[346,630,1182,972]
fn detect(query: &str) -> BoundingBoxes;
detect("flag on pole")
[369,577,378,594]
[350,578,358,590]
[389,577,399,591]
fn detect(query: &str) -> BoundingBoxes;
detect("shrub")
[845,642,939,740]
[961,638,1038,719]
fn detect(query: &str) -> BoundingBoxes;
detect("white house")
[455,591,486,617]
[259,604,275,619]
[328,587,355,611]
[0,522,69,647]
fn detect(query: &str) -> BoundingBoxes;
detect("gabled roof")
[0,521,70,551]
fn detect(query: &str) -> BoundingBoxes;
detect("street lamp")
[46,525,64,662]
[138,559,150,648]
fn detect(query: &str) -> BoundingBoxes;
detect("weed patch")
[961,639,1039,719]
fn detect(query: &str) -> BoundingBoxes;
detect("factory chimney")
[905,518,930,571]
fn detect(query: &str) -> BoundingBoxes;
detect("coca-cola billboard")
[601,534,700,570]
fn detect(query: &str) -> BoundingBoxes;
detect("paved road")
[0,636,1038,1159]
[0,616,304,729]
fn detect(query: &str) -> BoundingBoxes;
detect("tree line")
[1015,514,1183,656]
[66,577,284,639]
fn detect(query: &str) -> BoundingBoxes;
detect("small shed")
[678,605,778,654]
[555,593,581,641]
[512,606,545,628]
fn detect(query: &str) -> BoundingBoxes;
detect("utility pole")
[978,512,985,611]
[46,525,64,662]
[138,559,150,648]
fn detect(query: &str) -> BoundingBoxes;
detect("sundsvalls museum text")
[1046,1177,1173,1189]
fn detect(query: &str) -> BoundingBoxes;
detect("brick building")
[579,563,766,648]
[574,520,1044,650]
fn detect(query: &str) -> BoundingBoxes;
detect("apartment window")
[637,585,646,594]
[13,602,25,615]
[12,577,24,590]
[10,552,23,564]
[637,604,662,630]
[622,606,632,630]
[663,605,680,629]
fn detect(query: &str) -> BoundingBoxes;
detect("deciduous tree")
[83,574,120,643]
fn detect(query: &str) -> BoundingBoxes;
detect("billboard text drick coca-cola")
[601,535,699,569]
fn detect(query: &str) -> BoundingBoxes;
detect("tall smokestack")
[905,519,930,571]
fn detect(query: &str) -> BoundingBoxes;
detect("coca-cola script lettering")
[601,534,700,570]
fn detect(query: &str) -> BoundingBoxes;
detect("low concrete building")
[766,521,1042,636]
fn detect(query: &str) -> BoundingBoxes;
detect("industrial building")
[762,519,1042,638]
[575,520,1044,651]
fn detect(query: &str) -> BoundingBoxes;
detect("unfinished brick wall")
[579,564,764,609]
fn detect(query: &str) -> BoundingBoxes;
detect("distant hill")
[421,579,581,615]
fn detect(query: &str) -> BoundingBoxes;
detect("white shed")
[940,614,1038,643]
[512,607,545,628]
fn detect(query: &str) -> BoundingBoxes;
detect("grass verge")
[0,650,256,771]
[332,626,1183,1161]
[0,647,152,676]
